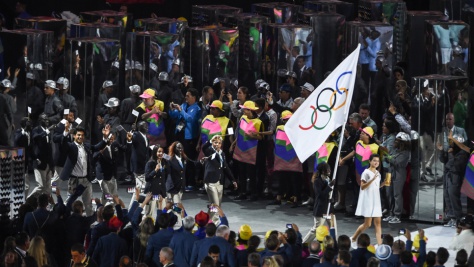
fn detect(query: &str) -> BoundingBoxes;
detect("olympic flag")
[286,44,361,162]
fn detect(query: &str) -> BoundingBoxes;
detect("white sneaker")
[383,216,393,222]
[444,219,456,227]
[350,237,357,249]
[91,178,99,184]
[388,217,401,224]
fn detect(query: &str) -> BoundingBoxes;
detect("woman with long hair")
[27,236,53,267]
[1,250,18,267]
[167,141,187,203]
[145,145,170,207]
[351,154,389,245]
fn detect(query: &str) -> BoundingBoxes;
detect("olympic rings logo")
[299,71,352,131]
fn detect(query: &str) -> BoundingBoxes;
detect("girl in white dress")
[351,154,388,245]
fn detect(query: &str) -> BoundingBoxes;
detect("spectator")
[435,247,449,267]
[302,240,321,267]
[359,104,377,134]
[259,233,293,266]
[236,235,260,267]
[92,216,128,267]
[450,215,474,253]
[70,243,97,267]
[170,216,197,267]
[1,249,18,267]
[27,236,54,267]
[248,252,261,267]
[455,249,468,267]
[337,250,351,267]
[86,205,115,256]
[13,232,29,262]
[350,234,374,267]
[145,213,174,267]
[159,247,176,267]
[191,225,235,267]
[375,245,391,267]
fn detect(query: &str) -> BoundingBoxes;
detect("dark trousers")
[444,171,463,219]
[238,162,257,196]
[182,138,198,187]
[275,171,302,201]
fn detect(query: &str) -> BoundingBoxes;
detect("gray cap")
[104,97,120,107]
[180,75,192,84]
[56,77,69,89]
[26,72,35,80]
[301,82,315,92]
[172,58,181,66]
[1,79,11,88]
[45,80,57,89]
[158,72,169,82]
[102,80,114,88]
[134,62,144,70]
[286,71,297,79]
[129,84,141,93]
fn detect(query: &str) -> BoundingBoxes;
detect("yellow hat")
[316,225,329,242]
[362,126,374,138]
[239,101,258,111]
[367,244,376,254]
[413,233,428,249]
[139,88,155,99]
[281,110,293,120]
[239,224,252,241]
[265,230,276,240]
[210,100,224,111]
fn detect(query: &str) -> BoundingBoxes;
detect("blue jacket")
[169,230,197,267]
[92,232,128,267]
[190,236,236,267]
[387,240,413,267]
[145,228,175,266]
[169,102,201,139]
[350,248,374,267]
[319,262,337,267]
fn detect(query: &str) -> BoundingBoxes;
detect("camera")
[286,224,292,229]
[173,204,182,213]
[399,229,405,235]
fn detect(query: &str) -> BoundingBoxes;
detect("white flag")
[286,45,361,162]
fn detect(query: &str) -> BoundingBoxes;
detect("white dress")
[355,169,382,217]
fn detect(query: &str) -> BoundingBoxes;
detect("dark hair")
[357,233,370,247]
[323,247,336,262]
[426,251,436,267]
[247,252,261,267]
[70,243,85,254]
[23,256,38,267]
[349,113,363,123]
[238,87,249,98]
[38,193,49,208]
[316,162,330,178]
[247,236,261,254]
[369,154,380,161]
[367,257,380,267]
[383,119,398,134]
[337,235,351,251]
[157,213,170,229]
[187,88,199,98]
[436,247,449,265]
[359,103,370,112]
[72,200,84,214]
[392,66,404,76]
[205,223,217,237]
[456,249,468,265]
[3,236,15,254]
[15,232,29,247]
[150,145,162,161]
[338,250,351,265]
[102,205,115,221]
[200,256,214,267]
[382,234,394,247]
[208,245,220,255]
[265,234,279,251]
[254,98,265,109]
[400,251,413,265]
[202,86,212,94]
[72,126,86,135]
[285,228,297,245]
[228,231,237,247]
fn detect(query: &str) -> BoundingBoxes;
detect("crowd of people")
[1,1,474,267]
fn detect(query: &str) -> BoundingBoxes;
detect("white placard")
[132,110,139,117]
[64,109,70,115]
[28,106,32,114]
[423,80,429,87]
[75,118,82,125]
[227,127,234,135]
[60,119,67,124]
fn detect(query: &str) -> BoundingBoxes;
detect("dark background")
[1,0,431,29]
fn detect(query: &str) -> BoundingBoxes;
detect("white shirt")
[176,155,183,167]
[71,141,87,177]
[41,126,49,143]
